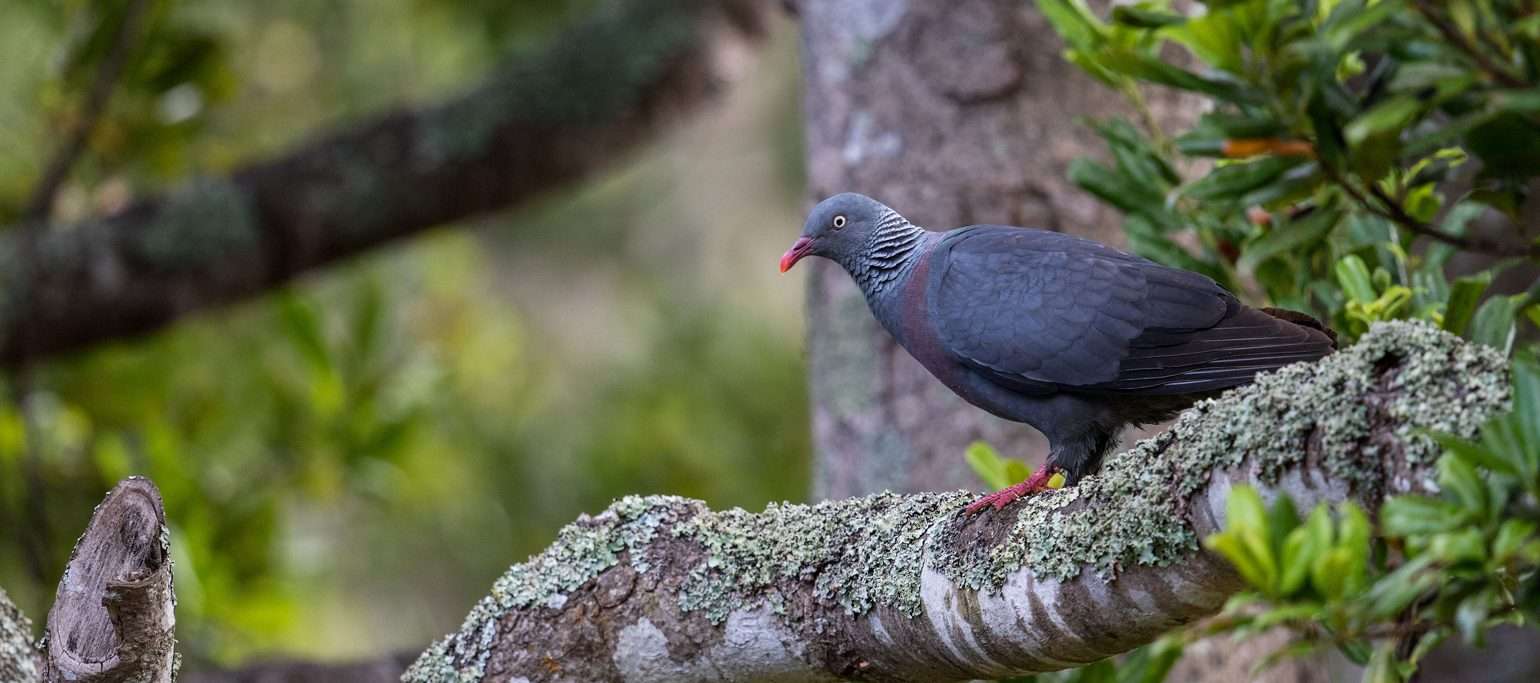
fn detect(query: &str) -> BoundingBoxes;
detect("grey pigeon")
[781,193,1336,512]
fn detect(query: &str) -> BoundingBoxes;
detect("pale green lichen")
[403,495,702,682]
[673,491,971,624]
[932,321,1509,588]
[132,177,259,270]
[0,585,41,682]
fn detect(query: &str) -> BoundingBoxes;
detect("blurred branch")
[21,0,151,222]
[0,0,773,370]
[403,323,1507,682]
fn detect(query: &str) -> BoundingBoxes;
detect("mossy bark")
[0,0,771,370]
[406,322,1508,682]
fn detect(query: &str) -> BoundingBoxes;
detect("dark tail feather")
[1261,307,1338,348]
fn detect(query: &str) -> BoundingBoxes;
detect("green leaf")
[1365,556,1437,618]
[1471,294,1522,353]
[279,292,332,374]
[1280,505,1331,596]
[1310,546,1353,600]
[1442,272,1491,336]
[1337,502,1371,594]
[1510,354,1540,455]
[1206,486,1279,592]
[1003,458,1032,486]
[1363,641,1404,683]
[1335,255,1377,303]
[1238,206,1339,273]
[1184,157,1304,201]
[1237,161,1323,208]
[1381,495,1464,536]
[1493,519,1537,561]
[1165,5,1245,72]
[1432,432,1518,478]
[1110,6,1185,29]
[1035,0,1108,52]
[1098,48,1253,103]
[1455,588,1498,645]
[1345,96,1421,147]
[965,441,1011,490]
[1438,453,1489,517]
[1429,527,1486,564]
[1069,159,1163,214]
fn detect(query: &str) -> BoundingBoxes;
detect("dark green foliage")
[1007,2,1540,679]
[1037,0,1540,348]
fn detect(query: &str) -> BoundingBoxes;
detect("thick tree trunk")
[796,0,1181,498]
[400,322,1509,681]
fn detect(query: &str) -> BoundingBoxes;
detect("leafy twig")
[20,0,151,222]
[1412,1,1527,89]
[1322,162,1538,258]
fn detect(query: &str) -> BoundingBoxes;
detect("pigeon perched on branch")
[780,193,1336,512]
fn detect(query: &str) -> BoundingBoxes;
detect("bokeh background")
[0,0,810,668]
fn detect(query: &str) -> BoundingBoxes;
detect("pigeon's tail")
[1100,299,1339,396]
[1260,307,1339,348]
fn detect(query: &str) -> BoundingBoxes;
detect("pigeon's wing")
[927,226,1333,395]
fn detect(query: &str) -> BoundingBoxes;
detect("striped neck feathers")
[846,210,926,297]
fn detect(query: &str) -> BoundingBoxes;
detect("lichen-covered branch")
[1,586,43,682]
[43,477,176,683]
[0,0,771,369]
[406,322,1510,682]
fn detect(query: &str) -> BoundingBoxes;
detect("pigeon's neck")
[845,211,929,306]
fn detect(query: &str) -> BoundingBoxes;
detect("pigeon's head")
[780,192,895,273]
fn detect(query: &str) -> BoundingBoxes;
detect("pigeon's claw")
[964,466,1058,514]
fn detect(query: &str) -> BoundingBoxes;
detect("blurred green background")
[0,0,810,668]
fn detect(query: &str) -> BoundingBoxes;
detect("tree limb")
[42,476,176,683]
[0,0,771,370]
[405,321,1511,682]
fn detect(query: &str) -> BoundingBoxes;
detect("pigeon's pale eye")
[832,215,847,229]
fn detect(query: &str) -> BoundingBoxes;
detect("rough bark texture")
[1,586,43,682]
[795,0,1195,499]
[405,322,1510,682]
[42,477,176,683]
[0,0,772,370]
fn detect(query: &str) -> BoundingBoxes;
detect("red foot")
[964,466,1058,514]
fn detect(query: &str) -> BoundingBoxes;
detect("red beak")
[780,236,813,273]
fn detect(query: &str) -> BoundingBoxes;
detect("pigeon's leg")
[962,417,1121,514]
[964,465,1060,513]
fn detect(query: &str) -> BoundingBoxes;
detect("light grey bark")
[405,322,1509,682]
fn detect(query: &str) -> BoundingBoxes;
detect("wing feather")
[928,226,1334,396]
